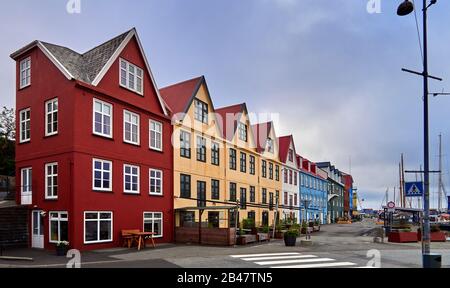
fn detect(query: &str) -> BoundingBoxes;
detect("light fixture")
[397,0,414,16]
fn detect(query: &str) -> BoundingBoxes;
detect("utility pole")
[438,134,443,212]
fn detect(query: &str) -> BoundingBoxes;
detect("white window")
[143,212,163,238]
[120,58,143,94]
[123,110,140,145]
[124,164,140,194]
[238,122,247,141]
[93,99,113,138]
[45,98,58,136]
[93,159,112,191]
[19,108,31,143]
[45,163,58,199]
[20,57,31,89]
[267,138,274,153]
[84,212,113,244]
[150,120,162,151]
[21,167,32,205]
[49,212,68,243]
[149,169,163,196]
[194,99,208,124]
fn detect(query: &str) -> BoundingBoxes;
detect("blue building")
[297,156,328,225]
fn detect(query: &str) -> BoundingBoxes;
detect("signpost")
[405,181,424,197]
[387,201,396,213]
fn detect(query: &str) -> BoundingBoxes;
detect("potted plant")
[301,221,309,234]
[284,229,299,246]
[275,224,284,239]
[56,241,69,256]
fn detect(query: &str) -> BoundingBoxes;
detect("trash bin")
[423,253,442,268]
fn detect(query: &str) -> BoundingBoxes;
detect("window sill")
[124,192,140,195]
[93,189,113,193]
[120,83,144,96]
[44,133,58,139]
[18,140,31,145]
[149,148,164,154]
[149,193,164,197]
[92,133,114,141]
[19,84,31,91]
[123,141,141,147]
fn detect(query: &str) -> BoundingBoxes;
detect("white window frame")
[123,164,140,194]
[238,122,247,142]
[49,211,68,243]
[123,110,140,145]
[93,98,113,138]
[83,211,113,244]
[21,167,32,205]
[92,159,113,192]
[20,57,31,89]
[45,162,58,200]
[149,120,163,151]
[143,212,163,238]
[45,98,58,136]
[19,108,31,143]
[120,58,143,95]
[149,169,163,196]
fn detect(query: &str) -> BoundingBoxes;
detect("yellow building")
[161,77,282,244]
[160,76,232,231]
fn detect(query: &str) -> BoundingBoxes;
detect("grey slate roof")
[40,30,130,84]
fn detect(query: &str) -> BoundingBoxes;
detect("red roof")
[278,135,297,165]
[215,103,246,141]
[160,76,204,115]
[252,122,272,153]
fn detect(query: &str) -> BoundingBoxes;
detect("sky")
[1,0,450,210]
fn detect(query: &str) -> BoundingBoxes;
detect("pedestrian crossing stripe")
[230,252,363,268]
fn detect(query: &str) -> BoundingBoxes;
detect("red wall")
[14,37,174,251]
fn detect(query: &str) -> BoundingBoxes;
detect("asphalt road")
[1,220,448,268]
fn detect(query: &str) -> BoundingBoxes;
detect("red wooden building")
[10,28,174,251]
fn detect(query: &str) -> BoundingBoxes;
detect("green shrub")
[285,229,299,238]
[242,218,255,230]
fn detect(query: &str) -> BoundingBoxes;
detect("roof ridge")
[160,76,204,91]
[81,28,133,56]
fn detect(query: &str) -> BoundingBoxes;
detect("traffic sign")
[405,181,424,197]
[387,201,395,213]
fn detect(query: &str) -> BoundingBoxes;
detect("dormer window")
[20,57,31,89]
[267,138,274,153]
[194,99,208,124]
[288,149,294,162]
[238,122,247,142]
[120,58,143,95]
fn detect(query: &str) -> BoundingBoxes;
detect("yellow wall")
[173,85,282,229]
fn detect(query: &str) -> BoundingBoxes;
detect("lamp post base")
[423,253,442,268]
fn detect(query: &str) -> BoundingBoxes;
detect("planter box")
[257,233,270,242]
[388,231,418,243]
[417,231,447,242]
[237,234,257,245]
[337,221,352,224]
[274,232,284,239]
[313,226,320,232]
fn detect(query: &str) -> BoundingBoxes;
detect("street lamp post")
[397,0,441,268]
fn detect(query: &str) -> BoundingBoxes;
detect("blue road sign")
[405,181,424,197]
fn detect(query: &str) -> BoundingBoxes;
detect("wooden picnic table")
[129,231,155,251]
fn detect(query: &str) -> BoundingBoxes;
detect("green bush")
[260,226,269,233]
[242,218,255,230]
[285,229,299,238]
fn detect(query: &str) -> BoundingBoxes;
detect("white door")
[32,210,44,249]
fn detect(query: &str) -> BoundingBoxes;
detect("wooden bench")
[121,229,140,248]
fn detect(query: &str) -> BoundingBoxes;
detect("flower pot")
[284,235,297,246]
[56,246,68,256]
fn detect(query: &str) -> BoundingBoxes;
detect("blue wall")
[299,172,328,224]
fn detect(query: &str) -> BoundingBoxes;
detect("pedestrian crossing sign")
[405,182,424,197]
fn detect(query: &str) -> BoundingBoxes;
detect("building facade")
[12,29,174,251]
[278,136,300,223]
[298,157,328,224]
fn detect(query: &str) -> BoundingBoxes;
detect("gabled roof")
[10,28,168,116]
[278,135,297,165]
[215,103,247,142]
[252,122,273,153]
[159,76,205,116]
